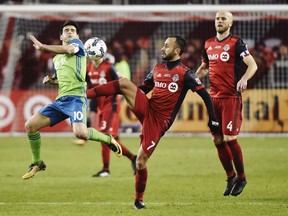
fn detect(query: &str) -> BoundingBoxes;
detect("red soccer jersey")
[139,60,204,128]
[202,34,250,98]
[86,60,120,112]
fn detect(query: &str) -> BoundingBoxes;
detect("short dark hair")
[60,20,79,35]
[168,35,186,55]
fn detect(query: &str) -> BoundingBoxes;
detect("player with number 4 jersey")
[196,11,258,197]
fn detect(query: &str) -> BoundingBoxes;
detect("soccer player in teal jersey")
[22,21,122,180]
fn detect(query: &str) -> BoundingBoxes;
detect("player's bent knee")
[119,77,131,89]
[74,131,88,140]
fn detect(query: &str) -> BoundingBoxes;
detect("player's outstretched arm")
[30,35,75,54]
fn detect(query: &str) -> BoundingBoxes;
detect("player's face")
[60,25,79,43]
[215,11,233,34]
[161,37,179,61]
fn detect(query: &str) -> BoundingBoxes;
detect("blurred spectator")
[270,43,288,88]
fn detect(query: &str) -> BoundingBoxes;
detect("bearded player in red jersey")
[87,35,220,209]
[196,11,258,197]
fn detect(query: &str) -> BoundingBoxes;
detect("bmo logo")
[155,81,167,88]
[168,82,178,93]
[208,54,219,60]
[220,52,230,62]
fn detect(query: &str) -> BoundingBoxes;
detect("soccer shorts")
[212,97,242,136]
[132,88,167,157]
[39,95,87,126]
[97,110,120,137]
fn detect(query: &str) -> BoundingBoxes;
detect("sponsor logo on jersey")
[220,52,230,62]
[164,74,171,77]
[215,45,221,49]
[208,54,219,60]
[168,82,178,92]
[155,81,167,88]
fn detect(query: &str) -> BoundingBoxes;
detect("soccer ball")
[84,37,107,60]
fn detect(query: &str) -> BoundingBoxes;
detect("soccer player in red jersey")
[87,35,220,209]
[76,47,137,177]
[196,11,258,196]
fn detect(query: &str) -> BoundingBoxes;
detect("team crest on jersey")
[220,52,230,62]
[223,44,230,51]
[172,74,179,82]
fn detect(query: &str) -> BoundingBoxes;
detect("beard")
[162,52,174,61]
[216,25,229,34]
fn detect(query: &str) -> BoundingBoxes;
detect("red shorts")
[98,110,120,137]
[132,88,167,157]
[212,97,242,136]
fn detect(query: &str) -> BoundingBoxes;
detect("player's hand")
[237,79,248,93]
[30,35,44,50]
[43,74,57,85]
[208,119,220,133]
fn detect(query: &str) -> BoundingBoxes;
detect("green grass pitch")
[0,135,287,216]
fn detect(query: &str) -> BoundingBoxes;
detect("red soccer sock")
[226,139,246,180]
[215,142,235,178]
[86,80,121,99]
[116,138,136,161]
[101,143,110,170]
[135,168,148,201]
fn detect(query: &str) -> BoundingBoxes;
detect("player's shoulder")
[69,38,84,45]
[230,34,241,40]
[205,36,217,43]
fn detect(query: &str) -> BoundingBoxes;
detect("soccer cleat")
[230,178,247,196]
[22,161,46,180]
[223,173,237,196]
[92,170,111,177]
[74,139,86,145]
[106,135,122,157]
[132,157,137,176]
[134,199,146,209]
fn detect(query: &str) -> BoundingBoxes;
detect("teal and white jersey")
[52,38,86,100]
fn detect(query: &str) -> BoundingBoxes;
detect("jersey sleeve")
[201,41,209,63]
[69,38,85,57]
[235,38,251,60]
[138,67,155,94]
[184,70,204,92]
[109,65,121,81]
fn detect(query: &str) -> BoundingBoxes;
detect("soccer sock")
[86,80,121,99]
[27,132,41,164]
[226,139,245,180]
[215,142,235,178]
[135,167,148,201]
[87,128,111,144]
[116,138,136,161]
[101,143,110,171]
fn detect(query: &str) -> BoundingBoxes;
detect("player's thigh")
[98,111,119,136]
[221,98,242,135]
[25,112,51,132]
[119,78,137,109]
